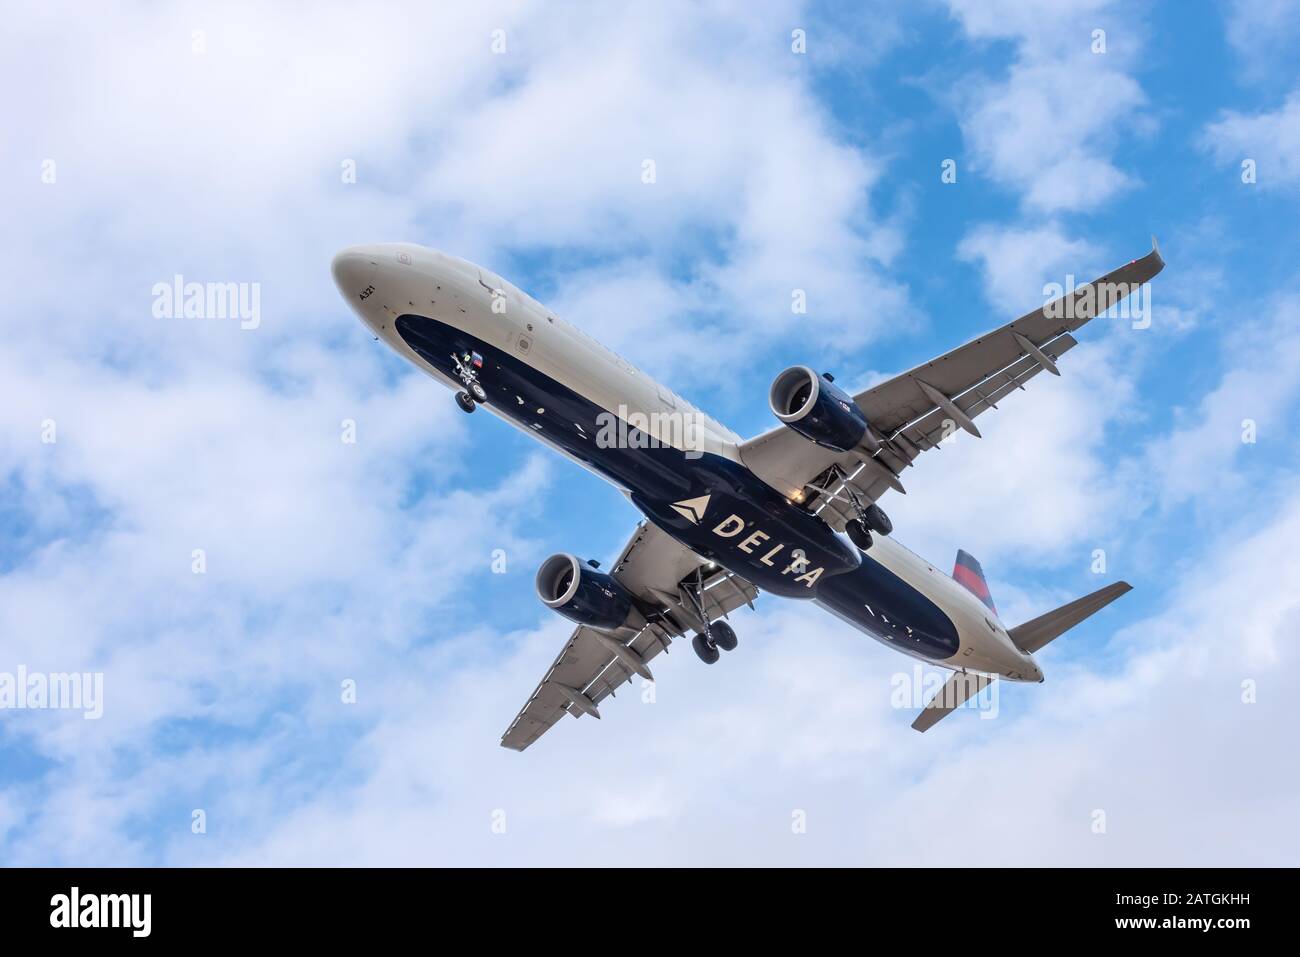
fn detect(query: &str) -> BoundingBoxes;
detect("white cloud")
[945,0,1114,46]
[1138,296,1300,510]
[956,222,1098,311]
[1222,0,1300,84]
[942,0,1151,213]
[1202,90,1300,188]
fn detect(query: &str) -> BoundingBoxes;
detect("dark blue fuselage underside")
[396,314,959,661]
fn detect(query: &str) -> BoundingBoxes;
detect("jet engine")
[769,365,877,453]
[535,553,634,630]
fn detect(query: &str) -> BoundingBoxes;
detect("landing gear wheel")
[455,391,476,413]
[711,620,738,651]
[846,518,873,551]
[863,503,892,536]
[468,380,488,403]
[692,633,720,664]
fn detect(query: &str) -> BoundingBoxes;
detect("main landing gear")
[844,477,893,552]
[692,621,738,664]
[451,351,488,412]
[711,620,738,651]
[681,568,740,664]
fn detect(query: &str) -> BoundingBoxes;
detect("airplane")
[331,239,1164,748]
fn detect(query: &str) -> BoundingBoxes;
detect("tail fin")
[952,549,997,615]
[1008,581,1132,654]
[911,580,1134,734]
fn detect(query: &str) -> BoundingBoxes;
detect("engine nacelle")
[769,365,873,453]
[535,553,634,630]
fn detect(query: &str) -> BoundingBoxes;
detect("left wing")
[740,240,1165,529]
[500,521,758,751]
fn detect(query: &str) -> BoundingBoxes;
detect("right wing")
[740,240,1165,529]
[500,520,758,752]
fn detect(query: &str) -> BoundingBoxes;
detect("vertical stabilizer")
[952,549,997,614]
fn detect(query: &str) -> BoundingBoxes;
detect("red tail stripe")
[952,564,997,612]
[952,563,989,597]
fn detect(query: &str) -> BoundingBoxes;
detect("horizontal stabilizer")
[912,672,993,732]
[1008,582,1132,654]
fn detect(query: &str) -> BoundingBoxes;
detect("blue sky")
[1,0,1297,865]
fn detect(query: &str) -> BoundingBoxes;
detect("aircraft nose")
[331,245,377,298]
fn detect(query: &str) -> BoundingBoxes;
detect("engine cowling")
[535,553,634,630]
[769,365,872,453]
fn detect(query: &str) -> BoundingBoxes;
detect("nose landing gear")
[451,351,489,407]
